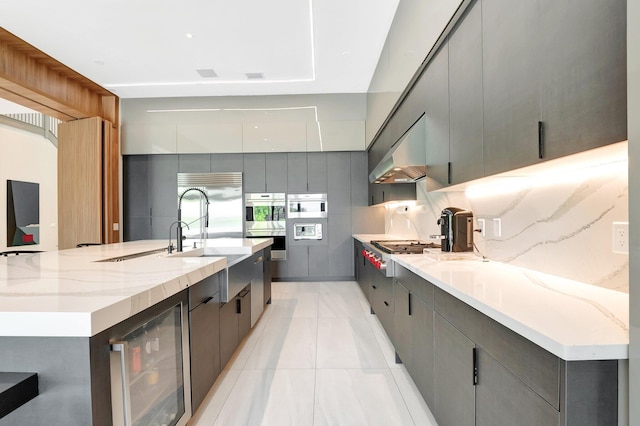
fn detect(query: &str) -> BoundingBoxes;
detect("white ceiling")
[0,0,399,98]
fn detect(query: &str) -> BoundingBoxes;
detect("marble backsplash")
[384,147,629,293]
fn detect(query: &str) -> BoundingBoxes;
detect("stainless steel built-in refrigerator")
[177,172,243,239]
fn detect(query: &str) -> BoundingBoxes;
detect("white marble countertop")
[0,238,273,338]
[353,234,629,361]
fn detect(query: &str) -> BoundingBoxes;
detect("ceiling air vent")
[245,72,264,80]
[196,69,218,78]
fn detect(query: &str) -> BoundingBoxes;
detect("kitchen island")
[354,234,628,426]
[0,238,272,425]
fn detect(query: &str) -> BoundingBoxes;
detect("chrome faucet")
[168,220,189,253]
[177,188,210,252]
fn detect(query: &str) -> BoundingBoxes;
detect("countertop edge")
[355,235,629,361]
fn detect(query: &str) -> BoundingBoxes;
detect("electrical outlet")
[492,218,502,237]
[477,218,486,236]
[612,222,629,254]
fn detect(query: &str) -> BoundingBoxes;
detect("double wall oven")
[245,193,286,260]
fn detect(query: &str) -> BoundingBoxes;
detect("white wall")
[0,125,58,252]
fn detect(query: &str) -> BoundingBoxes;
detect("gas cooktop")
[370,240,440,254]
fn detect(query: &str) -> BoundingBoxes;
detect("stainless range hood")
[369,115,426,184]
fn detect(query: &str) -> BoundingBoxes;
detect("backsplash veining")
[384,154,629,292]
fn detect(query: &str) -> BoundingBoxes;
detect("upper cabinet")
[481,0,540,176]
[423,45,450,188]
[367,0,627,192]
[538,0,627,159]
[448,0,484,184]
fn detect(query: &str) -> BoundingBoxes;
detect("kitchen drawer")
[434,287,560,410]
[394,264,434,309]
[189,274,221,310]
[370,273,394,339]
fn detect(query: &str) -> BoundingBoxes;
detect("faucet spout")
[177,188,210,252]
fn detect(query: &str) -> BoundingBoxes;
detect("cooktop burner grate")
[370,240,440,254]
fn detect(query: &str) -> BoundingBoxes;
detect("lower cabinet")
[369,272,394,339]
[219,284,252,369]
[188,275,221,413]
[433,313,476,426]
[378,261,619,426]
[475,348,559,426]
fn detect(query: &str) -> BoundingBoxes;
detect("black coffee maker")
[437,207,474,252]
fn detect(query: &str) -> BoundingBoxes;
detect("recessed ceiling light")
[186,33,193,39]
[245,72,264,80]
[196,69,218,78]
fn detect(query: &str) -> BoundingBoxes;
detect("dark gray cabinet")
[287,153,308,193]
[327,152,351,214]
[369,272,394,340]
[482,0,540,176]
[265,153,288,192]
[328,214,353,278]
[279,245,309,278]
[219,298,239,369]
[188,274,221,413]
[211,153,244,172]
[307,152,328,193]
[390,262,618,426]
[434,313,476,426]
[448,0,484,184]
[219,283,251,369]
[368,183,416,206]
[423,44,450,188]
[475,348,559,426]
[148,155,179,239]
[286,152,327,194]
[308,245,329,278]
[179,154,210,173]
[354,241,368,298]
[394,273,436,409]
[123,156,151,241]
[538,0,627,160]
[243,153,266,193]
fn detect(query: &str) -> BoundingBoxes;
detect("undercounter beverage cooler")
[110,304,191,426]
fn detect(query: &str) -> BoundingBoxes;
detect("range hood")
[369,115,426,184]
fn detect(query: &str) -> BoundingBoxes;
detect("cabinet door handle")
[236,298,241,314]
[372,285,377,290]
[472,347,479,386]
[408,293,412,316]
[538,121,544,159]
[203,296,214,304]
[383,301,389,307]
[255,256,263,264]
[447,162,452,185]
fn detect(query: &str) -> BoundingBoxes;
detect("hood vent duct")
[369,115,427,184]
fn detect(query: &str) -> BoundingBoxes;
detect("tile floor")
[189,281,438,426]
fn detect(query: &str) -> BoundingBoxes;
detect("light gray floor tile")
[391,367,439,426]
[314,369,416,426]
[192,281,437,426]
[316,317,388,369]
[243,316,318,369]
[212,369,315,426]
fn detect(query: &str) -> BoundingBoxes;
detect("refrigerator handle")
[111,342,132,426]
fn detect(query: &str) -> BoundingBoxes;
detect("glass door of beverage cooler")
[110,303,191,426]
